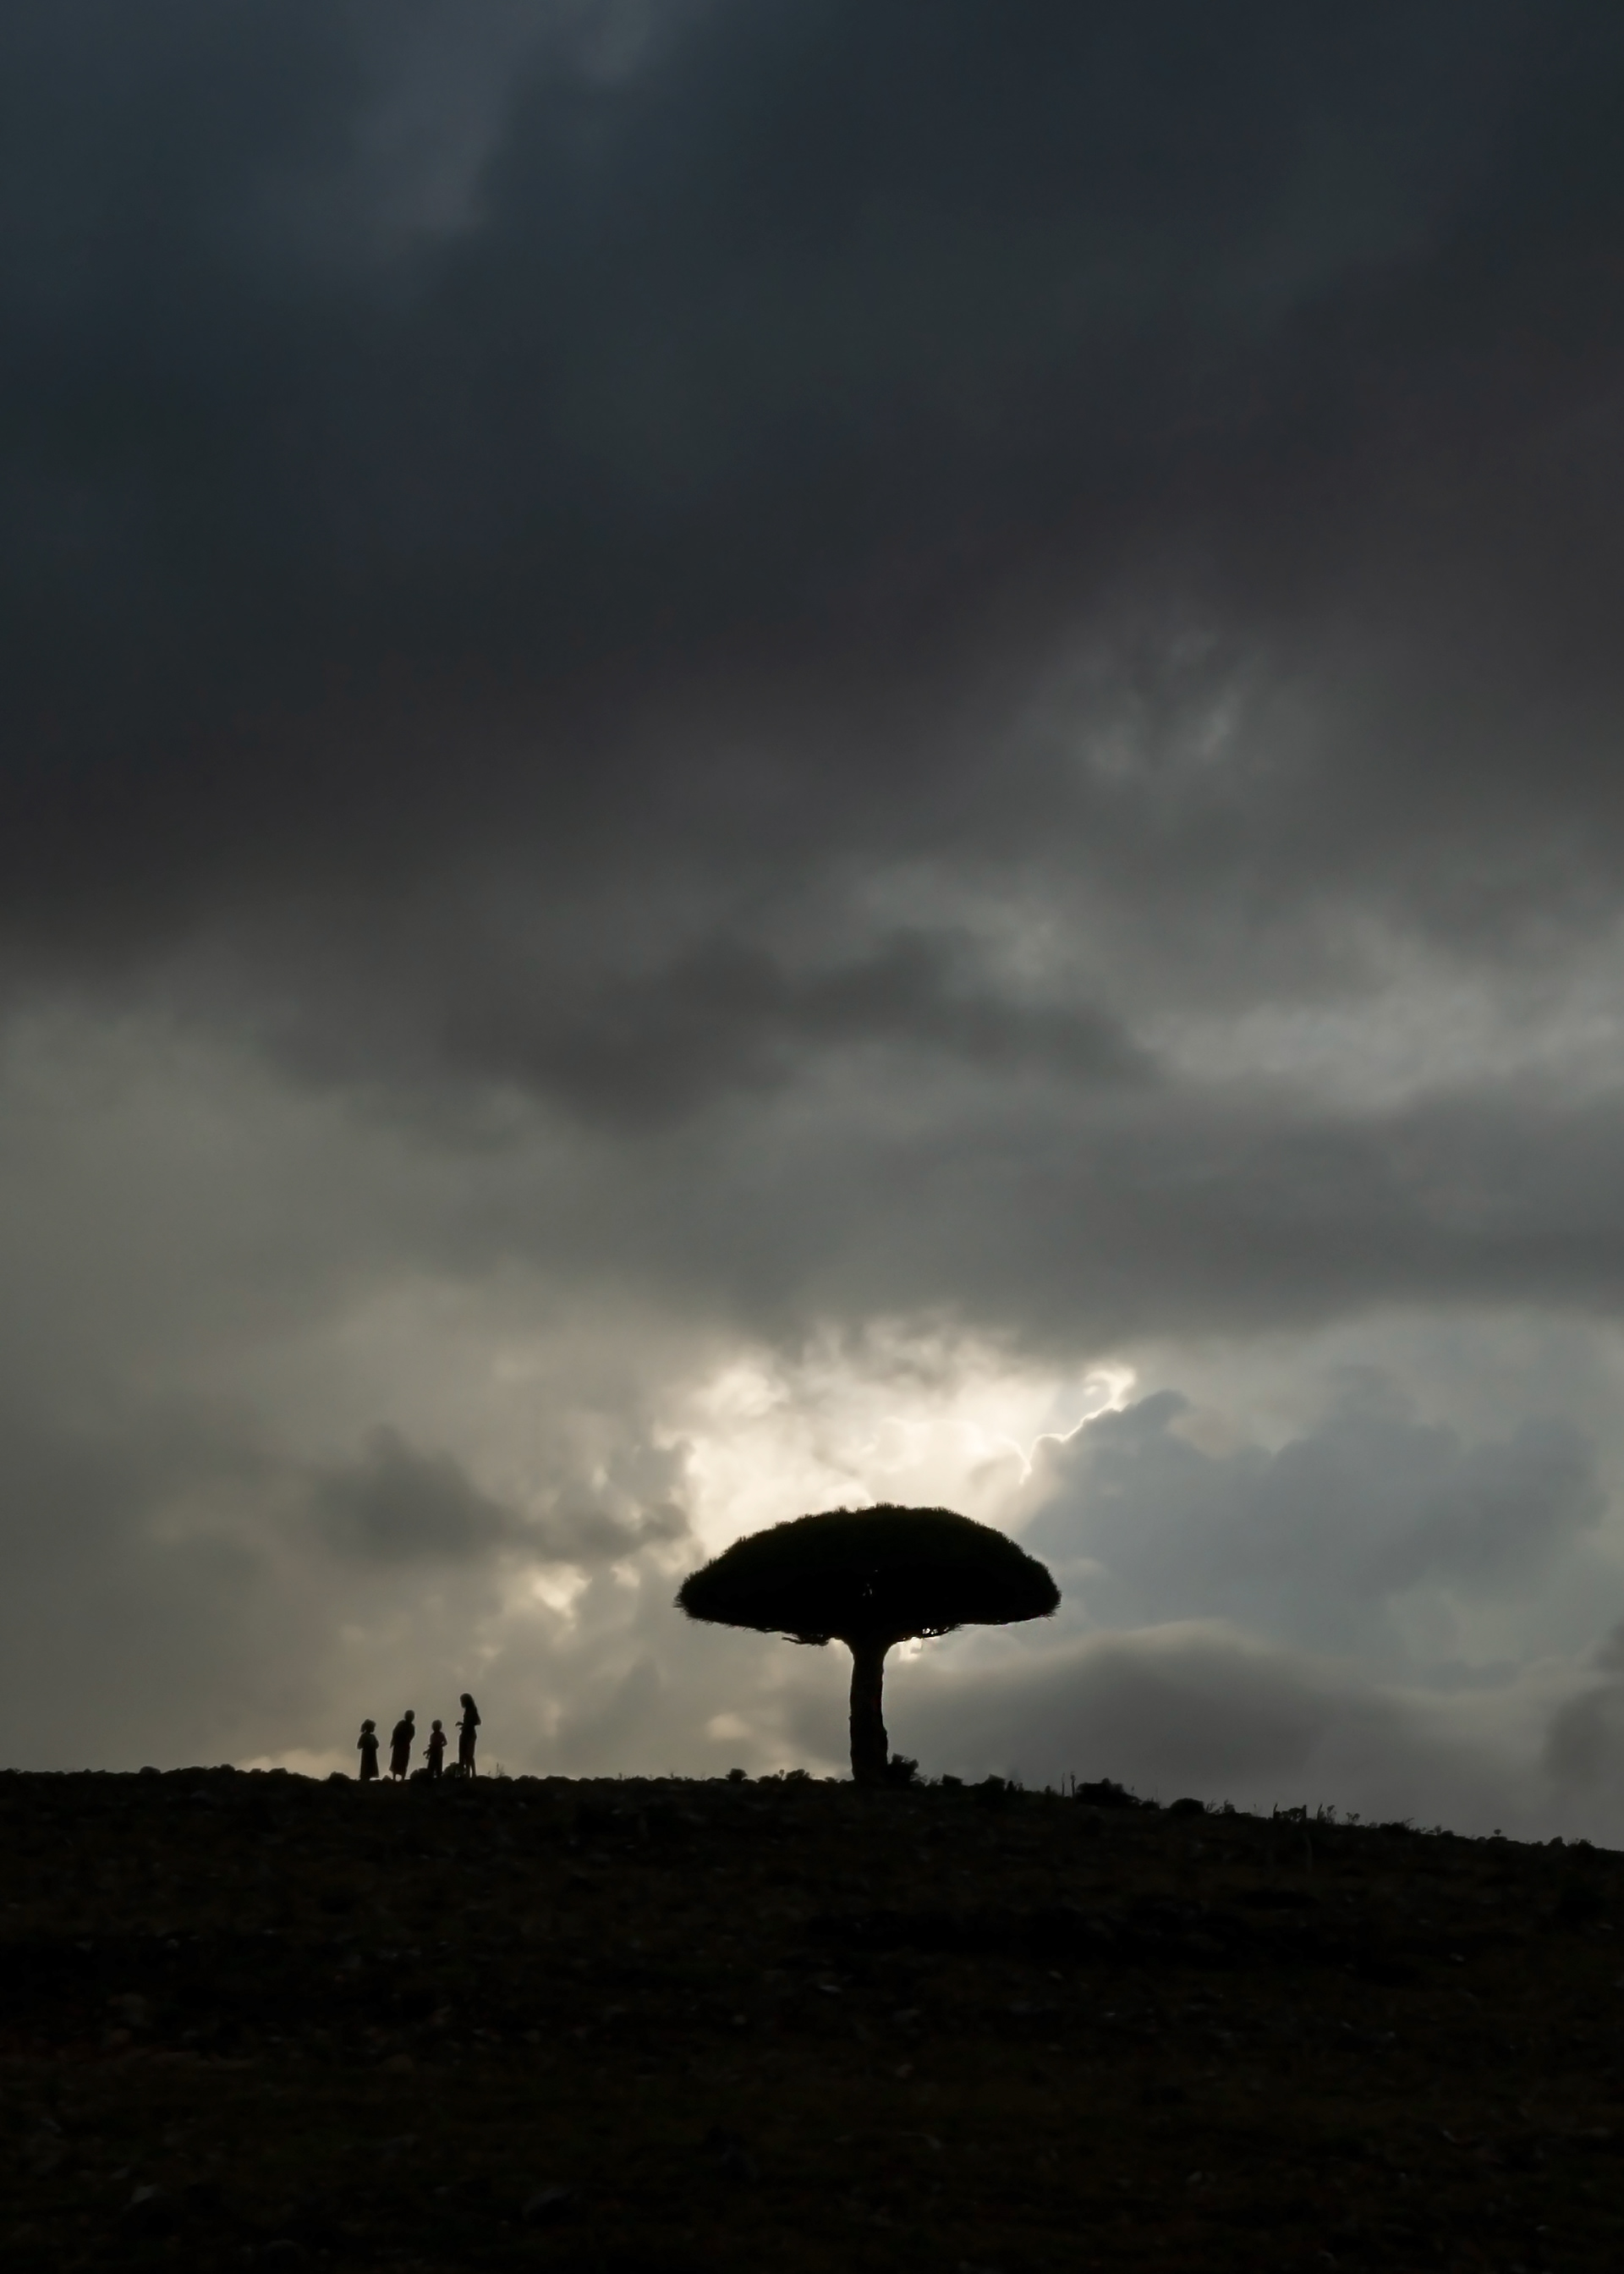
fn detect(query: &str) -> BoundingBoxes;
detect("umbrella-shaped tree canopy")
[678,1504,1058,1644]
[677,1505,1059,1782]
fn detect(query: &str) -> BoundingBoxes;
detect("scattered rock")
[23,2126,66,2176]
[704,2123,757,2181]
[521,2184,573,2224]
[123,2184,177,2233]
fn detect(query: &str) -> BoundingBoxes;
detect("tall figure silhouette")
[388,1710,415,1782]
[356,1719,380,1782]
[457,1693,480,1777]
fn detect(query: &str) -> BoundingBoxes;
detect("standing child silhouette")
[357,1720,380,1782]
[425,1719,447,1779]
[388,1711,415,1782]
[457,1693,480,1777]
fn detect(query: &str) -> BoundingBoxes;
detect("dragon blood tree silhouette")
[676,1504,1059,1786]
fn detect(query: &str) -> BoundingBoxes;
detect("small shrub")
[1076,1778,1139,1810]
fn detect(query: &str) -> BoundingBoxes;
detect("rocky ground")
[1,1766,1621,2271]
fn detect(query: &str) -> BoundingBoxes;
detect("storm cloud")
[310,1424,689,1565]
[3,3,1624,1818]
[1023,1384,1605,1645]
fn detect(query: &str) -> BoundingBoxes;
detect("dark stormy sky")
[7,0,1624,1829]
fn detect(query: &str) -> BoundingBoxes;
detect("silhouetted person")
[457,1693,480,1777]
[356,1719,380,1782]
[425,1719,447,1779]
[388,1711,415,1782]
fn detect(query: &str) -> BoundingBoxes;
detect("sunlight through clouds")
[675,1330,1137,1554]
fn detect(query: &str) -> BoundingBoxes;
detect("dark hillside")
[1,1767,1621,2271]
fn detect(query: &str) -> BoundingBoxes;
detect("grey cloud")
[1544,1623,1624,1790]
[492,1068,1624,1350]
[310,1425,689,1564]
[886,1623,1609,1841]
[898,1625,1379,1797]
[0,1398,324,1769]
[1021,1383,1604,1647]
[310,1427,526,1562]
[3,0,1622,1029]
[407,927,1150,1125]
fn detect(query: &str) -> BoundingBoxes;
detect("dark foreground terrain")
[2,1769,1621,2272]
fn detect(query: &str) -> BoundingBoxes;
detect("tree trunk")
[847,1633,891,1786]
